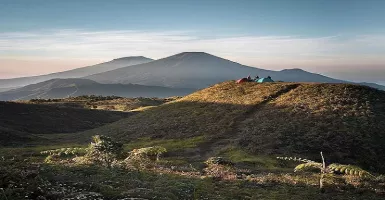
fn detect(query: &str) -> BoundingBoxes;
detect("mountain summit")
[86,52,385,90]
[86,52,271,88]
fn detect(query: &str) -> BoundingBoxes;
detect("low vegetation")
[1,135,385,199]
[25,95,180,111]
[74,82,385,173]
[2,82,385,199]
[278,152,374,192]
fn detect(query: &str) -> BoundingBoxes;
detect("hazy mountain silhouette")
[0,78,195,101]
[85,52,385,90]
[0,56,153,89]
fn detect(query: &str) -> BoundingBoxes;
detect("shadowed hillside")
[78,81,385,172]
[21,95,180,111]
[0,101,132,146]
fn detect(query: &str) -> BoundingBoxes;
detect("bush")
[205,157,233,166]
[85,135,123,167]
[124,146,167,170]
[203,157,236,180]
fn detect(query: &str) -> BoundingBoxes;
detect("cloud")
[0,29,384,81]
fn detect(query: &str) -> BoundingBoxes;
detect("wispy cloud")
[0,29,384,81]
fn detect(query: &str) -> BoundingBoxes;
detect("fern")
[277,155,373,178]
[294,162,323,172]
[327,164,373,178]
[277,156,317,163]
[40,147,86,157]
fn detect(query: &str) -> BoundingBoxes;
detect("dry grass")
[20,81,385,173]
[238,83,385,172]
[21,96,179,112]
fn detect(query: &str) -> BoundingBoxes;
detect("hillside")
[0,78,195,100]
[21,95,180,111]
[0,101,132,146]
[85,52,385,90]
[0,56,153,89]
[79,81,385,172]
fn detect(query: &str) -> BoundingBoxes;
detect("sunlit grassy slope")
[79,81,385,172]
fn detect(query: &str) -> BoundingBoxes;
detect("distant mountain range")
[85,52,385,90]
[0,52,383,101]
[0,56,153,89]
[0,78,194,100]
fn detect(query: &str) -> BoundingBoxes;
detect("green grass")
[40,81,385,173]
[124,136,206,152]
[0,144,87,158]
[1,148,384,200]
[220,147,281,170]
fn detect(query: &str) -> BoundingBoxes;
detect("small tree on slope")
[86,135,123,168]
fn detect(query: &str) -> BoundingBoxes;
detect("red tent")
[236,78,249,83]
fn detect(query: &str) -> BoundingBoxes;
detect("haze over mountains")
[86,52,342,88]
[0,52,384,101]
[0,56,153,89]
[0,78,194,100]
[86,52,385,90]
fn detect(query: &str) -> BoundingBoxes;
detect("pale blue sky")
[0,0,384,84]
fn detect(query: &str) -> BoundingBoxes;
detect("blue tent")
[256,77,274,83]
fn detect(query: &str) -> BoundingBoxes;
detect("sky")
[0,0,384,85]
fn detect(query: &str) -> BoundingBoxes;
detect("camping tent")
[256,77,274,83]
[236,78,249,83]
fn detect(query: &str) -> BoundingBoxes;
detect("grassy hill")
[0,101,131,146]
[78,81,385,172]
[2,81,385,199]
[22,95,180,111]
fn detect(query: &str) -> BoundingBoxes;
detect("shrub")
[205,157,233,166]
[41,147,87,163]
[124,146,167,170]
[86,135,123,167]
[203,157,236,180]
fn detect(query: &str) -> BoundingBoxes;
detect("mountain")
[79,81,385,173]
[359,82,385,91]
[0,56,153,89]
[0,78,195,101]
[0,101,131,146]
[0,87,16,92]
[85,52,385,90]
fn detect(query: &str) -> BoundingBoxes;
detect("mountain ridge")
[0,78,195,101]
[0,56,153,88]
[85,52,385,90]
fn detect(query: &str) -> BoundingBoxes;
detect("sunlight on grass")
[129,105,158,112]
[124,136,206,152]
[220,147,281,170]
